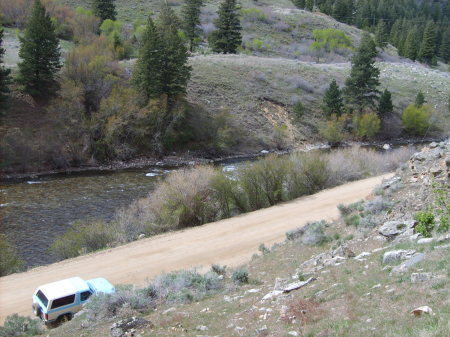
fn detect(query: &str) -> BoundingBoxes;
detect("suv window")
[36,290,49,308]
[51,294,75,309]
[80,291,92,301]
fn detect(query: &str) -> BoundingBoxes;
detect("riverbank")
[1,137,442,181]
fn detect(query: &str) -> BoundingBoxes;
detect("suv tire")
[32,303,41,317]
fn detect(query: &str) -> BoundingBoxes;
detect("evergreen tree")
[0,27,11,116]
[344,33,380,111]
[133,7,191,102]
[378,88,393,117]
[182,0,204,52]
[292,0,306,9]
[418,21,436,65]
[322,79,344,117]
[210,0,242,54]
[415,91,426,107]
[375,20,388,49]
[305,0,314,11]
[332,0,347,22]
[404,27,418,61]
[439,27,450,63]
[93,0,117,22]
[17,0,61,98]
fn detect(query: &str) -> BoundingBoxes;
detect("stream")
[0,164,235,268]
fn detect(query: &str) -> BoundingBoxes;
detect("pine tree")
[418,21,436,65]
[305,0,314,11]
[93,0,117,22]
[210,0,242,54]
[375,20,388,49]
[0,27,11,116]
[378,89,393,117]
[415,91,426,107]
[182,0,204,52]
[322,79,344,117]
[332,0,347,22]
[344,33,380,111]
[404,27,418,61]
[17,0,61,98]
[133,7,191,102]
[439,27,450,63]
[292,0,306,9]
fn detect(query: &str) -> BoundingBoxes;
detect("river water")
[0,164,239,268]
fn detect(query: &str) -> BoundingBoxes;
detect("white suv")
[32,277,115,324]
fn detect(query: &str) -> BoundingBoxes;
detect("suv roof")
[38,277,90,301]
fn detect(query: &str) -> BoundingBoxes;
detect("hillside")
[1,0,449,172]
[3,141,448,337]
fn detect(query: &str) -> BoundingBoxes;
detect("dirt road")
[0,174,390,323]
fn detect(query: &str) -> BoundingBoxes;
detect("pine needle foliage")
[17,0,61,99]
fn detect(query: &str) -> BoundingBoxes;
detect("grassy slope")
[4,0,449,153]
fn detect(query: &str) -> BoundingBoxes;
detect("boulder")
[382,250,416,264]
[390,253,425,275]
[379,220,416,238]
[411,306,433,317]
[411,273,434,283]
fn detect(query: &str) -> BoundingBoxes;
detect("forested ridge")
[294,0,450,63]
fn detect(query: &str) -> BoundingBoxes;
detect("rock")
[288,331,299,336]
[256,325,268,334]
[379,220,416,238]
[417,238,434,244]
[332,245,355,258]
[196,325,208,331]
[110,317,152,337]
[162,307,176,315]
[437,233,450,243]
[246,288,261,294]
[411,273,434,283]
[200,307,210,313]
[429,142,438,148]
[383,144,391,150]
[261,290,283,301]
[371,284,382,289]
[411,306,433,316]
[382,250,416,264]
[390,253,425,275]
[137,234,145,240]
[434,243,450,250]
[283,277,316,293]
[354,252,371,261]
[260,150,269,154]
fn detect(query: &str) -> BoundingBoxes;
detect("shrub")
[258,243,270,255]
[211,264,227,275]
[232,268,249,284]
[353,112,381,139]
[292,101,305,120]
[149,270,223,303]
[301,220,331,246]
[85,288,155,320]
[49,221,115,260]
[310,29,352,62]
[238,155,292,210]
[0,314,43,337]
[288,152,329,198]
[415,211,435,237]
[148,166,221,228]
[319,114,346,145]
[401,104,431,136]
[0,234,24,276]
[241,8,268,23]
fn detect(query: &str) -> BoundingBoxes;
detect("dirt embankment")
[0,174,390,324]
